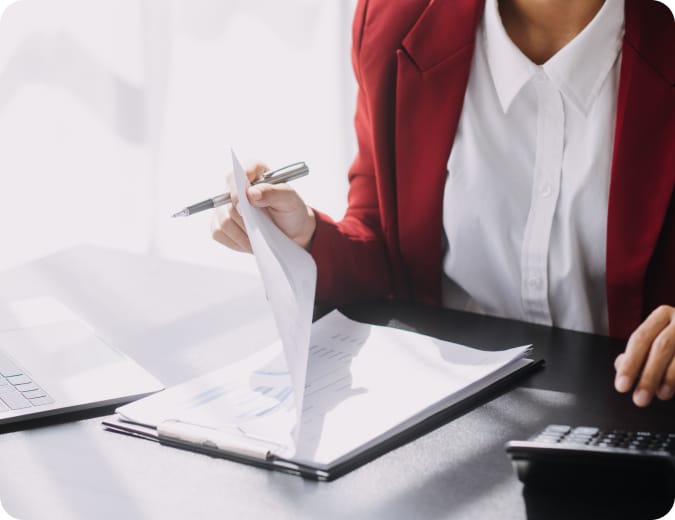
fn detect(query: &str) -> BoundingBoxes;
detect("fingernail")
[615,375,631,393]
[657,384,674,400]
[633,389,651,407]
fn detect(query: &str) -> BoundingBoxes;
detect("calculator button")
[545,425,572,434]
[572,427,599,436]
[535,435,562,443]
[566,437,591,445]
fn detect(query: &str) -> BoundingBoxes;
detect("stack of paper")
[103,151,534,479]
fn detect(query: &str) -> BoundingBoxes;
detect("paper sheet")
[293,311,530,465]
[115,310,531,465]
[230,151,316,443]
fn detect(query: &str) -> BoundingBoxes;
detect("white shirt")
[442,0,625,334]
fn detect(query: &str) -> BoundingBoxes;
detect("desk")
[0,246,673,520]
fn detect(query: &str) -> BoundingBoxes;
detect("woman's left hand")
[614,305,675,407]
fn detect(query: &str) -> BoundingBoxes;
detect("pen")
[171,162,309,217]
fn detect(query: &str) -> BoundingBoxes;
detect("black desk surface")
[0,248,673,520]
[340,301,675,520]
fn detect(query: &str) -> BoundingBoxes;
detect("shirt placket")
[520,70,565,325]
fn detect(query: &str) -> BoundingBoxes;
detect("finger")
[226,172,239,206]
[211,206,231,234]
[222,217,252,253]
[229,203,245,230]
[615,306,672,394]
[211,228,245,253]
[614,353,625,372]
[247,183,300,211]
[246,162,268,183]
[225,163,268,206]
[211,210,252,253]
[635,320,675,406]
[657,356,675,401]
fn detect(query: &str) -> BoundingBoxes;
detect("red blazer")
[310,0,675,339]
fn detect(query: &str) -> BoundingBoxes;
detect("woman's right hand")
[211,162,317,253]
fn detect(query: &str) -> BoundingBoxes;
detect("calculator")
[505,425,675,493]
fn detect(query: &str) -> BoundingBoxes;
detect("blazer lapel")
[606,0,675,338]
[395,0,483,304]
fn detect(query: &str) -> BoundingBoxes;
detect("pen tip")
[171,210,188,218]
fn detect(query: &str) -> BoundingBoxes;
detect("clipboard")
[102,313,543,482]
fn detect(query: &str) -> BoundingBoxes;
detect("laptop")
[0,297,163,426]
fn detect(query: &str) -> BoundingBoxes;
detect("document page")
[227,152,316,441]
[294,311,531,466]
[116,310,530,466]
[116,341,295,442]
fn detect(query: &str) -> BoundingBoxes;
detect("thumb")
[226,163,268,204]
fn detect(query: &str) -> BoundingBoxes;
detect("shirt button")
[527,276,542,289]
[539,184,552,197]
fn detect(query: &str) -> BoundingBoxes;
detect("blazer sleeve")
[309,0,394,305]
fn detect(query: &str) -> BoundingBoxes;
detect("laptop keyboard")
[0,352,54,412]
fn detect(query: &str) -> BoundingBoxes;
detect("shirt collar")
[483,0,625,116]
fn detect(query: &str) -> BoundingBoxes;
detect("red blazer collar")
[400,0,674,79]
[401,0,484,72]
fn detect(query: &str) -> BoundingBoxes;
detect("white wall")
[0,0,358,275]
[0,0,673,275]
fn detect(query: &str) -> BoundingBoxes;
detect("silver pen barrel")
[172,162,308,217]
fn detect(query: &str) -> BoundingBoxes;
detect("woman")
[212,0,675,408]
